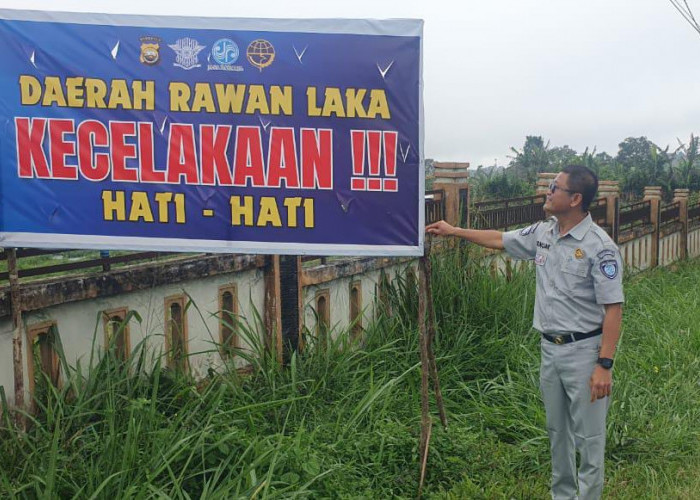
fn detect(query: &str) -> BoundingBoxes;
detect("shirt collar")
[550,213,592,241]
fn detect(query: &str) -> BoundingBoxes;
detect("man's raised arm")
[426,220,504,250]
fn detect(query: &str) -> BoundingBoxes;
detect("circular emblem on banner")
[246,39,275,70]
[212,38,239,65]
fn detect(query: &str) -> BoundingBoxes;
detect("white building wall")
[0,267,266,406]
[301,261,417,344]
[620,233,652,272]
[0,327,14,405]
[659,232,680,267]
[689,226,700,259]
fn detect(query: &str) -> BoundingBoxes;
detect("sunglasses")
[548,181,576,194]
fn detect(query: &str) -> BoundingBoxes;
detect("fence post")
[279,255,302,362]
[598,181,620,242]
[264,255,283,365]
[535,172,557,195]
[673,188,690,260]
[432,162,470,227]
[644,186,662,268]
[100,250,111,272]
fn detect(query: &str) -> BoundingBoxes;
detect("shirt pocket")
[561,259,589,278]
[559,259,592,297]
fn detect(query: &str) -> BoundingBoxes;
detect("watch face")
[598,358,614,369]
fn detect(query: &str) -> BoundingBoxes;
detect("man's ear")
[570,192,583,209]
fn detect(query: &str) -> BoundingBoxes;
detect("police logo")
[535,253,547,266]
[574,248,584,259]
[169,37,206,70]
[246,39,275,71]
[600,260,618,279]
[140,36,161,65]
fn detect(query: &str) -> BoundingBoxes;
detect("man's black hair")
[561,164,598,212]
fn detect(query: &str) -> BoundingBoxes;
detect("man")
[426,164,623,500]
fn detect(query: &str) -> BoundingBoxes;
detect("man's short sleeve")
[592,245,625,304]
[502,222,542,260]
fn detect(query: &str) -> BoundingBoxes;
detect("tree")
[469,167,532,201]
[508,136,552,182]
[615,137,672,195]
[549,145,579,170]
[673,134,700,190]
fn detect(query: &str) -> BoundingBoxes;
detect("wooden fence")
[469,194,545,230]
[0,248,197,282]
[2,190,698,284]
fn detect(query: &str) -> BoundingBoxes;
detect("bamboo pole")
[8,248,25,429]
[417,245,431,497]
[422,236,447,428]
[417,235,447,497]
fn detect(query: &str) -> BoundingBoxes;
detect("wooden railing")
[588,198,608,226]
[618,200,652,232]
[660,201,682,232]
[425,189,445,224]
[469,194,546,230]
[0,249,201,283]
[689,201,700,228]
[2,192,696,281]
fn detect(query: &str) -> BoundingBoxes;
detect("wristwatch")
[597,357,614,370]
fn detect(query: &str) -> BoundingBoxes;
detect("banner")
[0,10,423,256]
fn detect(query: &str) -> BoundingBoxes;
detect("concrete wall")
[301,261,416,343]
[659,231,682,268]
[619,233,653,272]
[0,266,267,406]
[0,256,417,407]
[0,327,13,404]
[689,226,700,259]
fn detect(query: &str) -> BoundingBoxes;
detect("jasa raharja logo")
[246,39,275,71]
[208,38,243,72]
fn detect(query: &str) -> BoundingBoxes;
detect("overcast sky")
[4,0,700,167]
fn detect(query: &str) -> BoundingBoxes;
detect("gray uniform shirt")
[502,213,624,334]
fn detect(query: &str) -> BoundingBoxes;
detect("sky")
[3,0,700,168]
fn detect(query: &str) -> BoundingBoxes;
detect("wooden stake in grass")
[423,237,448,429]
[417,235,447,497]
[8,248,26,430]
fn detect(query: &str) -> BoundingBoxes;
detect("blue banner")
[0,10,423,256]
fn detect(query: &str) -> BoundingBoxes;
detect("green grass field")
[1,248,699,498]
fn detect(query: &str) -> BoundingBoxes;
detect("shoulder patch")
[520,222,540,236]
[600,259,619,279]
[596,249,616,259]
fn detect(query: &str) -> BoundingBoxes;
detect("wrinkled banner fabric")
[0,10,423,256]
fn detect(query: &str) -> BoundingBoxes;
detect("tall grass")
[1,247,699,498]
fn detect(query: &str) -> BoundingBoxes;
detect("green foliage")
[479,133,700,202]
[469,166,534,201]
[2,252,700,498]
[508,135,553,183]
